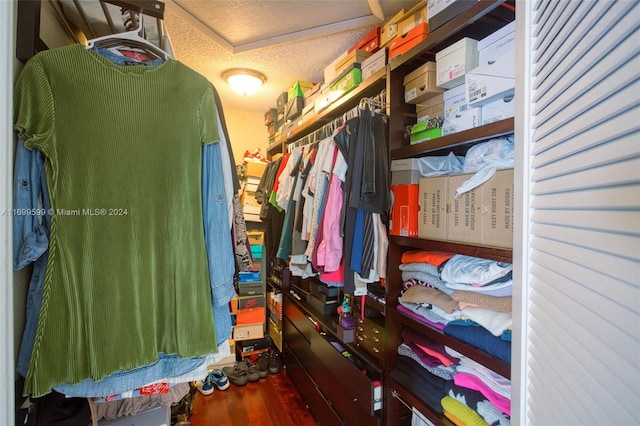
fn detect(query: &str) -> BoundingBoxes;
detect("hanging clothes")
[14,44,226,397]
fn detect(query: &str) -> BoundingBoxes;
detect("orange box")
[389,22,429,60]
[236,307,265,325]
[349,27,381,53]
[389,184,420,237]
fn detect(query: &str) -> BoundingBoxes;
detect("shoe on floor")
[222,363,248,387]
[269,350,281,374]
[240,358,260,382]
[257,352,269,378]
[210,368,230,390]
[193,374,215,396]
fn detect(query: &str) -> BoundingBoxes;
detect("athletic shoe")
[193,373,215,396]
[222,363,248,387]
[269,350,281,374]
[240,358,260,382]
[257,352,270,378]
[210,368,230,391]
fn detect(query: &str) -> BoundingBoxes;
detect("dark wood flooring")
[187,367,318,426]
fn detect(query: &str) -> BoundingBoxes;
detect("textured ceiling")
[57,0,420,113]
[163,0,419,113]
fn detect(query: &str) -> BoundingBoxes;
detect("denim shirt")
[14,46,236,397]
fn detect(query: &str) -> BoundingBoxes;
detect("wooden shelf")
[391,118,514,159]
[389,235,512,264]
[388,1,515,72]
[282,69,387,145]
[387,376,455,426]
[391,307,511,379]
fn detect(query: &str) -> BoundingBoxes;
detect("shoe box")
[237,336,270,354]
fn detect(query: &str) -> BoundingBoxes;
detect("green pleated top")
[14,44,219,397]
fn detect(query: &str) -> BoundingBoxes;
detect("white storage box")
[481,95,515,125]
[436,37,479,88]
[442,84,481,135]
[465,51,515,106]
[361,47,387,81]
[478,20,516,66]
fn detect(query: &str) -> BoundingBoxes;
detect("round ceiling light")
[222,68,267,96]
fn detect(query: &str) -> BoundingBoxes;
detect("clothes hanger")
[86,12,171,61]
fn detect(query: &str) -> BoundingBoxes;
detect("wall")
[222,107,269,166]
[3,2,15,423]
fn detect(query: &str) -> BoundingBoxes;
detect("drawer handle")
[372,328,380,334]
[357,326,364,332]
[357,336,364,341]
[372,336,379,342]
[372,347,380,353]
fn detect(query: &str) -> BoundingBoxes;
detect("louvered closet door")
[523,1,640,424]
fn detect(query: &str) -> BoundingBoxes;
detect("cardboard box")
[481,96,515,125]
[247,231,264,246]
[349,26,381,53]
[410,120,442,144]
[276,91,288,112]
[417,93,445,121]
[391,158,421,171]
[465,50,515,106]
[404,61,444,104]
[335,49,373,75]
[233,323,264,340]
[391,169,422,185]
[324,51,349,86]
[285,95,305,121]
[236,307,265,325]
[380,8,406,46]
[288,80,315,99]
[480,168,514,248]
[428,0,478,32]
[390,184,420,237]
[442,84,481,135]
[361,47,387,81]
[397,1,428,37]
[238,281,262,296]
[389,22,429,60]
[314,84,332,114]
[245,161,267,178]
[478,20,516,66]
[329,66,362,102]
[418,176,448,240]
[447,173,482,245]
[238,294,265,309]
[436,37,479,88]
[433,169,514,248]
[264,108,277,126]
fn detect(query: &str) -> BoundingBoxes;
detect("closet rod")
[287,89,388,153]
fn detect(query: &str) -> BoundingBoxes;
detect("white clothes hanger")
[86,12,172,60]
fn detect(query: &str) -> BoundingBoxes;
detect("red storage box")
[236,307,265,325]
[349,26,381,53]
[389,22,429,60]
[390,184,420,237]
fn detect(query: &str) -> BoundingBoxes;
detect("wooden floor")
[187,367,318,426]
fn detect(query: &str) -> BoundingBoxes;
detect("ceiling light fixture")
[222,68,267,96]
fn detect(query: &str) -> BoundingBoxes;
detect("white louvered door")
[517,1,640,424]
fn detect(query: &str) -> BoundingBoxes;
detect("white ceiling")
[161,0,419,113]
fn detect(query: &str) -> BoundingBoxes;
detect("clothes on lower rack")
[268,109,391,293]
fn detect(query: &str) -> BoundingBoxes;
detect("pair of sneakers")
[194,369,230,396]
[222,358,260,386]
[256,350,281,376]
